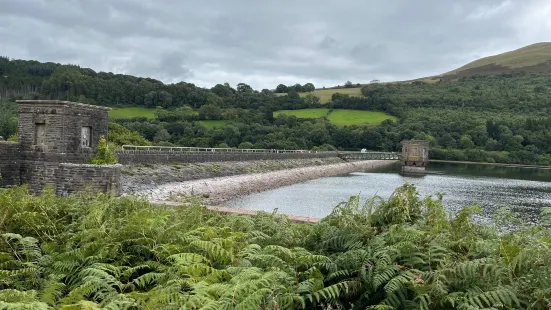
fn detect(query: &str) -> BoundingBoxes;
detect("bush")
[91,136,118,165]
[7,133,18,142]
[238,141,254,149]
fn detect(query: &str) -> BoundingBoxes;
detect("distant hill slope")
[424,42,551,82]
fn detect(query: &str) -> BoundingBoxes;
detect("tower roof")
[16,100,111,111]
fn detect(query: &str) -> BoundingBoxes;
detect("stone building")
[0,100,120,196]
[17,100,108,155]
[401,140,429,173]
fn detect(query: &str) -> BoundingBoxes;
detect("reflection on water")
[226,162,551,222]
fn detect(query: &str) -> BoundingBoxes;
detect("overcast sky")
[1,0,550,89]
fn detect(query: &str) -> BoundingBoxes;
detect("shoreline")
[430,160,551,169]
[133,160,396,204]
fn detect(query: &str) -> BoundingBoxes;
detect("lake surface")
[226,162,551,223]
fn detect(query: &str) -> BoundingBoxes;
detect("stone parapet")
[115,150,338,165]
[0,141,21,187]
[56,163,121,196]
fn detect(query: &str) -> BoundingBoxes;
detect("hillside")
[432,42,551,81]
[3,55,551,166]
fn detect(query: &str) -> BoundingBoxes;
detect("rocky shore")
[121,157,344,193]
[129,160,395,204]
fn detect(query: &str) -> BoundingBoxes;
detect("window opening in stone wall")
[81,127,91,147]
[35,123,45,145]
[413,147,419,155]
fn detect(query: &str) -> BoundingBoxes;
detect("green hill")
[431,42,551,81]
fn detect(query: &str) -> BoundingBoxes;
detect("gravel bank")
[121,157,344,194]
[132,160,396,204]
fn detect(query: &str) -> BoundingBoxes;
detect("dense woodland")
[1,57,551,165]
[2,184,551,309]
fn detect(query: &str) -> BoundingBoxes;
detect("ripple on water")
[226,164,551,223]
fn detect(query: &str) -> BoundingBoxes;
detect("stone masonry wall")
[63,104,109,154]
[116,150,338,165]
[18,161,121,196]
[18,102,66,153]
[19,161,59,193]
[0,141,21,187]
[18,101,108,155]
[55,163,121,196]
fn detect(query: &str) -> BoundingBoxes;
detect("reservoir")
[226,162,551,222]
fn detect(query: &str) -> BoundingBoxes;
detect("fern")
[1,184,551,309]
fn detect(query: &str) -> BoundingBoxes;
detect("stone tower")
[401,140,429,174]
[17,100,109,155]
[0,100,120,196]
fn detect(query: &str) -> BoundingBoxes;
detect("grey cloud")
[319,36,338,50]
[0,0,549,89]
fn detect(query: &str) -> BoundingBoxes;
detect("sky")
[1,0,550,90]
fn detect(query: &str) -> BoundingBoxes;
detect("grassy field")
[274,108,329,118]
[274,108,396,126]
[327,110,397,126]
[275,87,363,103]
[198,120,230,129]
[109,107,156,119]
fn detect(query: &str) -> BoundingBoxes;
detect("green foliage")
[107,122,151,147]
[1,184,551,309]
[238,141,254,149]
[0,102,18,140]
[91,136,118,165]
[7,134,18,142]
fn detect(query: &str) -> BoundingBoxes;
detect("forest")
[1,57,551,165]
[1,184,551,309]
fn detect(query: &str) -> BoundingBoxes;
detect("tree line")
[275,83,315,93]
[2,56,551,165]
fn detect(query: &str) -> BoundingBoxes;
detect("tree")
[144,90,173,108]
[459,135,475,149]
[303,83,315,92]
[275,84,288,93]
[238,141,254,149]
[292,83,303,92]
[439,133,457,149]
[223,125,241,146]
[303,94,321,107]
[211,83,235,97]
[108,122,151,146]
[153,128,171,143]
[198,104,222,120]
[236,83,253,93]
[345,81,354,88]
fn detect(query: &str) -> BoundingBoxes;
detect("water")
[226,162,551,222]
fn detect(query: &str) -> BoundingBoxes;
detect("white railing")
[120,145,321,154]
